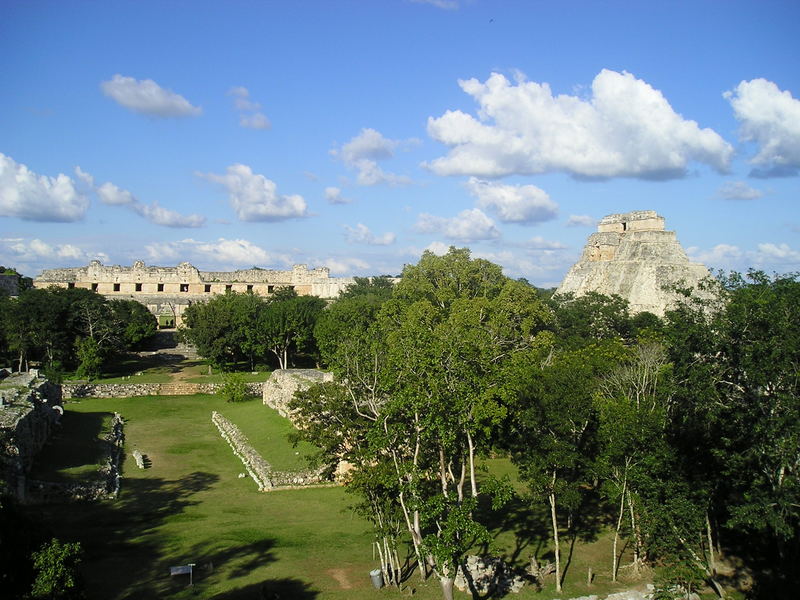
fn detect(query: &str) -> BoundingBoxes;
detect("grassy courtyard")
[30,394,650,599]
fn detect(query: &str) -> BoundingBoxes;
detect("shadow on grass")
[29,411,112,480]
[215,577,318,599]
[31,471,220,599]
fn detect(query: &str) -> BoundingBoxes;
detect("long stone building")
[557,210,710,316]
[34,260,356,327]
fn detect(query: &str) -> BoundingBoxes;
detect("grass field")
[30,394,654,599]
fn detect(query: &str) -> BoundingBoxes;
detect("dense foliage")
[179,288,326,370]
[0,286,157,379]
[289,251,798,600]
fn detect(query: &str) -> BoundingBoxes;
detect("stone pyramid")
[557,210,710,316]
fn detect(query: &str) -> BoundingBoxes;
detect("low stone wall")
[212,411,274,491]
[211,410,328,491]
[62,382,263,399]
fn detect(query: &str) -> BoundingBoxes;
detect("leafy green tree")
[258,295,326,369]
[108,299,157,348]
[30,538,85,599]
[665,271,800,594]
[595,342,673,580]
[75,337,103,381]
[179,291,252,369]
[508,341,624,591]
[220,372,250,403]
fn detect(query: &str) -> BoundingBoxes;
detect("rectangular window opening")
[225,284,232,292]
[91,283,98,292]
[113,283,121,292]
[246,285,253,292]
[204,284,212,293]
[180,283,189,293]
[135,283,142,292]
[157,283,164,292]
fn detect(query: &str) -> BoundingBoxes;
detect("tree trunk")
[439,575,455,600]
[612,477,627,582]
[467,430,478,497]
[549,482,562,593]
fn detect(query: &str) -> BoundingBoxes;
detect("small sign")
[170,565,192,576]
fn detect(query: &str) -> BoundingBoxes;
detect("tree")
[258,295,326,369]
[108,299,157,349]
[30,538,85,599]
[293,248,551,600]
[595,342,673,580]
[664,271,800,595]
[509,342,622,591]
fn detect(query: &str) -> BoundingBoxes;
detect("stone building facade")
[557,211,710,316]
[34,260,356,327]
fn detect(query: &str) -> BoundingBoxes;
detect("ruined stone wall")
[34,260,357,326]
[62,381,263,399]
[0,374,63,499]
[262,369,334,420]
[558,211,710,316]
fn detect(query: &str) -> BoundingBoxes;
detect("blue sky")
[1,0,798,287]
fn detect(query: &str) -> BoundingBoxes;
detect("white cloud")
[755,243,800,266]
[198,164,308,222]
[0,153,89,222]
[331,128,413,186]
[725,79,800,177]
[2,237,108,266]
[717,181,764,201]
[524,236,567,250]
[688,241,800,271]
[239,113,271,130]
[566,214,597,227]
[325,186,350,204]
[323,256,371,274]
[134,202,206,228]
[344,223,396,246]
[424,241,451,255]
[466,177,558,223]
[416,208,500,242]
[97,182,136,206]
[144,238,291,268]
[95,179,204,227]
[100,74,201,117]
[425,69,733,179]
[229,86,271,130]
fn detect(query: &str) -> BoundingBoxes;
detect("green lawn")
[30,394,651,599]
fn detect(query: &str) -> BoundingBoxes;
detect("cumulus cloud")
[229,86,271,130]
[144,238,291,268]
[717,181,764,201]
[322,256,371,274]
[416,208,500,242]
[344,223,396,246]
[325,186,351,204]
[725,79,800,177]
[95,180,204,227]
[198,164,308,222]
[0,153,89,222]
[425,69,733,179]
[331,128,413,186]
[688,241,800,271]
[466,177,558,223]
[566,214,597,227]
[1,237,108,266]
[100,74,201,117]
[524,236,568,250]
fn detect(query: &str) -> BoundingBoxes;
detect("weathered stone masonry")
[34,260,357,326]
[557,211,710,316]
